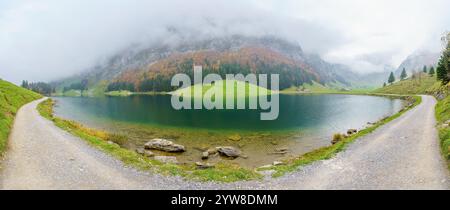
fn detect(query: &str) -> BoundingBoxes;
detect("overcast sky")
[1,0,449,84]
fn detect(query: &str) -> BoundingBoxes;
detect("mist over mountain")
[54,35,370,93]
[395,51,441,76]
[54,30,447,92]
[1,0,449,84]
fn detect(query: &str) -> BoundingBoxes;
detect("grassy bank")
[263,95,421,177]
[105,90,167,97]
[374,74,438,95]
[0,79,41,155]
[37,99,262,182]
[171,79,272,98]
[104,90,133,97]
[434,85,450,169]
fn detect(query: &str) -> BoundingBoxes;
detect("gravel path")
[0,98,191,190]
[1,96,448,190]
[261,95,449,190]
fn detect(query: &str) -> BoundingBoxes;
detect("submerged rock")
[268,147,289,155]
[275,147,288,152]
[272,161,285,166]
[144,139,185,152]
[216,146,241,158]
[154,156,178,164]
[228,134,242,141]
[268,151,288,155]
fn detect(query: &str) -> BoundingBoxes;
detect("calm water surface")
[53,94,404,167]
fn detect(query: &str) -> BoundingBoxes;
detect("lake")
[53,94,404,168]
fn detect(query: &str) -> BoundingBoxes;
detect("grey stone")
[273,161,285,166]
[201,152,209,160]
[347,129,358,135]
[144,139,185,152]
[136,148,145,155]
[207,148,218,155]
[144,150,155,157]
[216,146,241,158]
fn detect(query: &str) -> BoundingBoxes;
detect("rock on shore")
[144,139,185,152]
[216,146,241,158]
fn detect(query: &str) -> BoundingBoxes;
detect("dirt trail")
[0,98,186,190]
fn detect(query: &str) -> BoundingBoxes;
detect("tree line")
[384,65,436,87]
[21,81,55,95]
[62,79,89,92]
[106,81,136,92]
[107,59,317,92]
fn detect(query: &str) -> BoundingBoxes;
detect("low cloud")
[0,0,449,83]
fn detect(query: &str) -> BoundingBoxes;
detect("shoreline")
[36,94,421,182]
[263,95,421,177]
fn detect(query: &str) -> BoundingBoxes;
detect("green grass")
[37,99,262,182]
[374,74,438,95]
[105,90,133,97]
[434,84,450,169]
[280,81,375,95]
[0,79,42,155]
[62,89,82,97]
[105,91,169,97]
[171,79,273,98]
[262,95,422,177]
[85,80,108,97]
[280,81,332,93]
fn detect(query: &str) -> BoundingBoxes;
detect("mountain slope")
[395,51,440,76]
[0,79,41,155]
[54,36,357,93]
[113,46,320,91]
[374,73,439,95]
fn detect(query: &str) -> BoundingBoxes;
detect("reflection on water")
[53,94,404,167]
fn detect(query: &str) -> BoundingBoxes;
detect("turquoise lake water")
[52,94,404,167]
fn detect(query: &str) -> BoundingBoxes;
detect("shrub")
[331,133,344,144]
[106,133,128,146]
